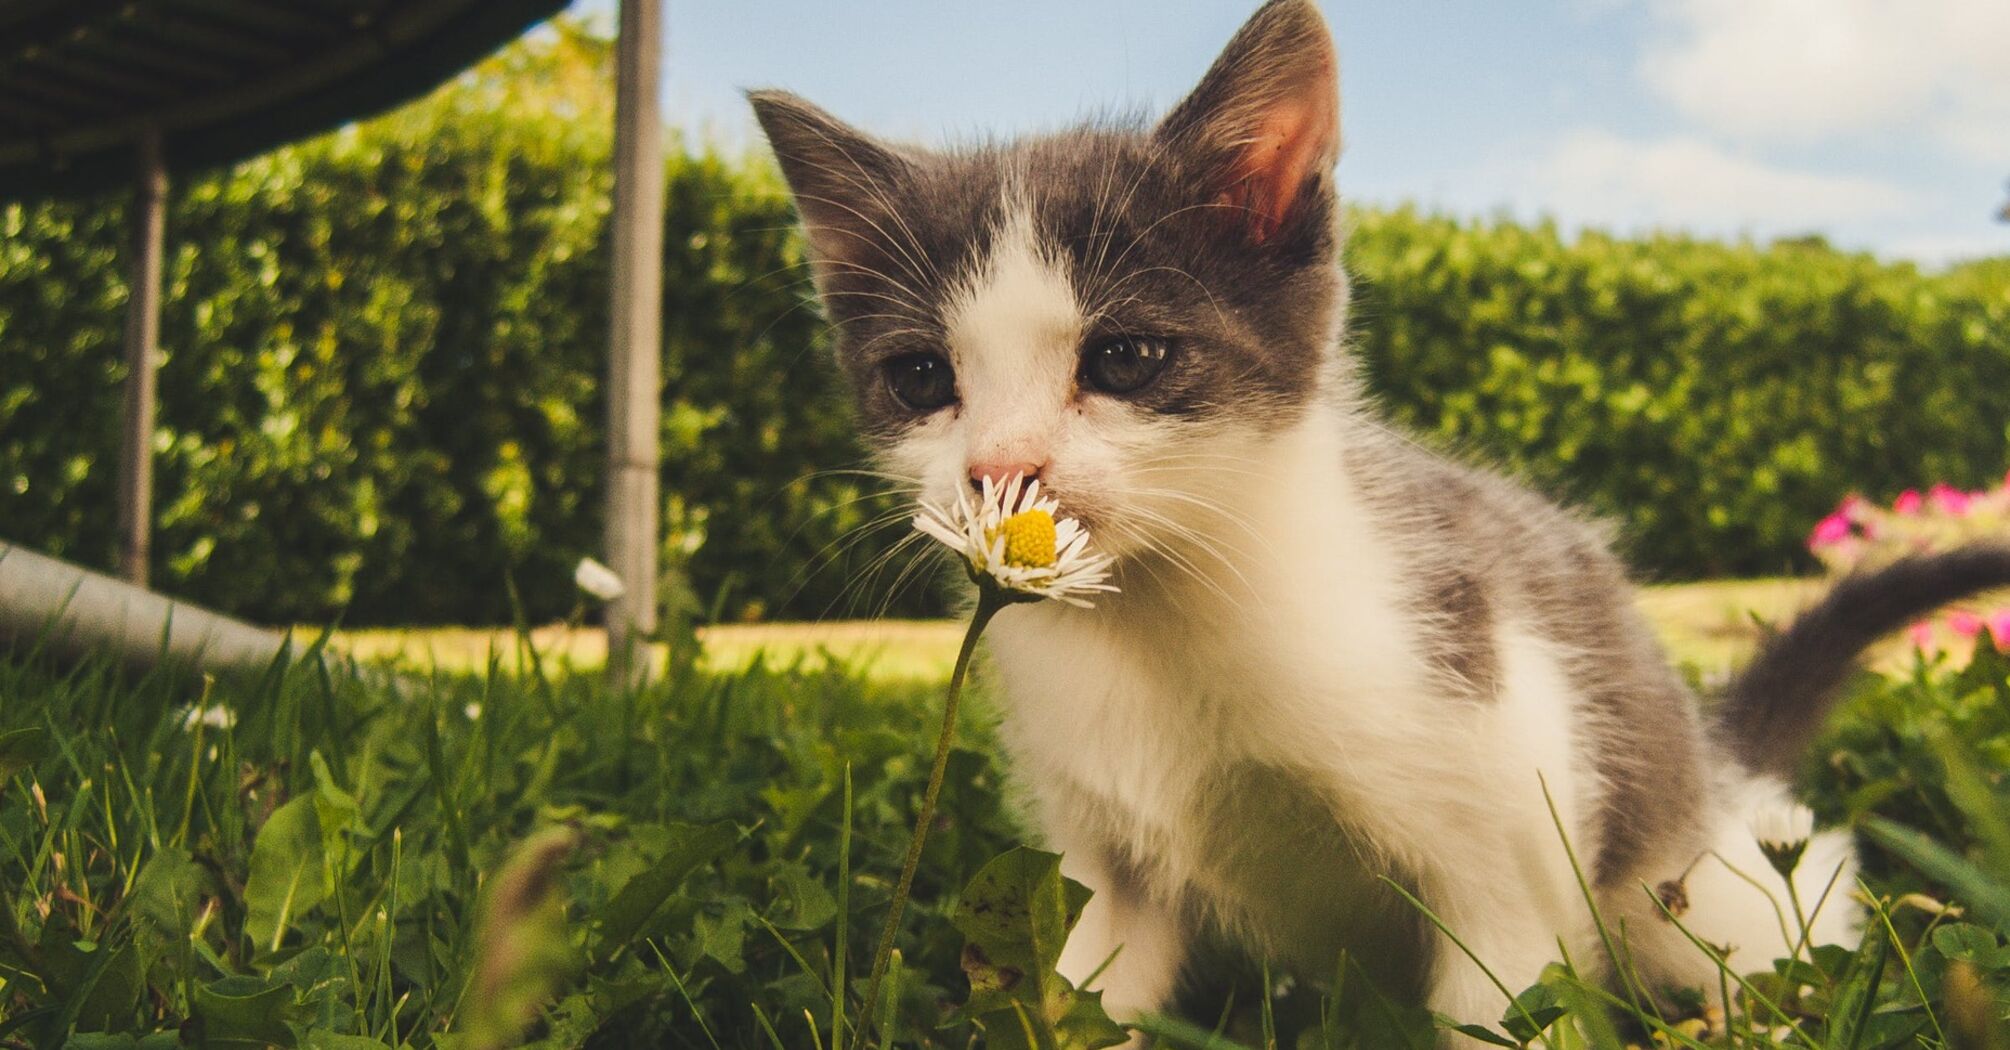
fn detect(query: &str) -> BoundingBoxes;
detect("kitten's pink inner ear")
[1220,72,1338,244]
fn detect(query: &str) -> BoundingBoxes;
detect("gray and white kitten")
[751,1,2010,1041]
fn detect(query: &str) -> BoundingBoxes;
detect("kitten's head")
[752,0,1345,563]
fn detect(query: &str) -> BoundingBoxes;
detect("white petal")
[914,514,970,553]
[911,503,950,535]
[574,557,628,601]
[179,705,237,731]
[1749,801,1816,848]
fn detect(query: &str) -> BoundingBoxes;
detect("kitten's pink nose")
[968,461,1043,492]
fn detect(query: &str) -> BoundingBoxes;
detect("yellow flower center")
[996,509,1058,569]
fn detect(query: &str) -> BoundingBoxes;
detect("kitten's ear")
[1156,0,1340,244]
[748,90,913,292]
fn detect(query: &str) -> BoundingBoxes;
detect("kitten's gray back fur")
[1342,425,1710,884]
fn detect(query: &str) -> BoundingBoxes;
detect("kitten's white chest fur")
[981,405,1606,1015]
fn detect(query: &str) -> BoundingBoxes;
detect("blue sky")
[568,0,2009,265]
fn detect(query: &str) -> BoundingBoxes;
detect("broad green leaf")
[1449,1023,1520,1048]
[1771,956,1829,987]
[1857,1008,1929,1048]
[693,900,749,974]
[268,947,354,1032]
[953,848,1125,1050]
[1544,969,1627,1050]
[588,820,735,964]
[40,933,142,1036]
[244,794,326,955]
[35,911,142,1035]
[130,846,207,941]
[73,942,142,1034]
[952,846,1090,980]
[193,975,305,1048]
[308,751,365,876]
[1931,923,2005,970]
[1499,981,1566,1043]
[765,862,837,930]
[1055,989,1130,1050]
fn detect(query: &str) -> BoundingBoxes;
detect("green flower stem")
[1784,877,1815,966]
[857,583,1010,1049]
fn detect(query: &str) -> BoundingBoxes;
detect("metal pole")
[605,0,666,684]
[116,128,166,587]
[0,540,293,672]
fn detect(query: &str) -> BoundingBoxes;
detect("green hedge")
[3,33,2007,625]
[2,34,889,626]
[1346,213,2010,579]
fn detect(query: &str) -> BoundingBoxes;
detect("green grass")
[5,621,2010,1048]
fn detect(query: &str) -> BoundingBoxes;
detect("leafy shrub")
[0,28,890,627]
[1346,212,2010,581]
[3,27,2008,625]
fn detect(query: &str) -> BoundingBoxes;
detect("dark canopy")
[0,0,568,200]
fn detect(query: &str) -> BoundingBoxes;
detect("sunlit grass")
[327,619,968,682]
[326,577,1847,683]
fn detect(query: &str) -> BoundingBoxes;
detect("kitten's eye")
[884,352,958,412]
[1081,336,1172,396]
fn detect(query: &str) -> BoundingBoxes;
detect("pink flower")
[1808,513,1853,549]
[1908,621,1936,649]
[1949,610,1984,638]
[1894,489,1923,515]
[1838,494,1872,522]
[1989,609,2010,649]
[1929,482,1973,516]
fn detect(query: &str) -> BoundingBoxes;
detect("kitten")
[750,1,2010,1042]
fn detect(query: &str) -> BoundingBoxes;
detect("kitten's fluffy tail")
[1717,544,2010,777]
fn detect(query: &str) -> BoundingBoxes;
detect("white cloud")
[1520,131,1915,237]
[1641,0,2010,164]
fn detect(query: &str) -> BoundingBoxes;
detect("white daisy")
[1750,801,1815,877]
[573,557,626,602]
[179,704,236,732]
[912,473,1117,607]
